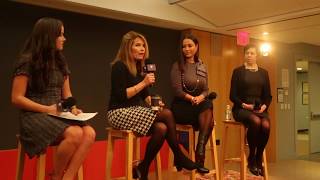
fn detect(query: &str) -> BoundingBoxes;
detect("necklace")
[181,73,199,93]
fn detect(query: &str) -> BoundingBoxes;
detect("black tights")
[198,108,214,139]
[139,108,182,176]
[246,114,270,168]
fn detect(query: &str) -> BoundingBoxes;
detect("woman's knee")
[82,126,96,144]
[63,126,83,146]
[152,122,167,137]
[159,108,173,118]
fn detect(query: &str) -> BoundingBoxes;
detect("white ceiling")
[15,0,320,46]
[176,0,320,45]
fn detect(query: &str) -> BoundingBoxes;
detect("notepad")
[49,112,98,121]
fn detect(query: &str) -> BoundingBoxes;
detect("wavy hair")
[16,17,67,92]
[111,31,149,76]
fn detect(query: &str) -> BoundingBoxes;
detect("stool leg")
[262,150,269,180]
[220,123,228,180]
[36,153,46,180]
[106,131,114,180]
[77,165,84,180]
[240,126,246,180]
[15,140,25,180]
[155,152,162,180]
[126,133,134,180]
[209,127,220,180]
[188,128,195,180]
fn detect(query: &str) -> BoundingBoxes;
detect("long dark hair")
[178,33,200,73]
[16,17,67,92]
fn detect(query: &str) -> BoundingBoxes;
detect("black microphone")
[254,99,261,110]
[58,97,76,112]
[207,92,217,100]
[143,59,156,73]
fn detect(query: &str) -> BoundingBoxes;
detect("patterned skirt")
[19,111,87,158]
[107,106,157,136]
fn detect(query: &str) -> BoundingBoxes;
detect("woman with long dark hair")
[11,17,96,180]
[170,33,214,168]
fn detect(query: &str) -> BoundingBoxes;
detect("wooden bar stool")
[168,124,219,180]
[220,120,268,180]
[15,135,83,180]
[105,128,162,180]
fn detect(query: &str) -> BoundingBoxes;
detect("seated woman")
[170,33,214,167]
[11,17,96,180]
[229,44,272,176]
[107,31,209,180]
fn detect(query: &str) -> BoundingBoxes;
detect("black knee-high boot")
[195,132,209,167]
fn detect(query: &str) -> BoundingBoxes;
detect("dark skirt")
[107,106,157,136]
[19,111,87,158]
[171,97,213,129]
[232,108,269,127]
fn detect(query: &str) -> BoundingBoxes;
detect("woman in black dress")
[170,33,214,167]
[107,31,208,180]
[11,17,96,180]
[229,44,272,176]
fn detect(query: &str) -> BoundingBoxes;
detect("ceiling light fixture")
[260,43,271,56]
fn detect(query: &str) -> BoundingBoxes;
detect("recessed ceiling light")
[297,67,302,71]
[263,32,269,36]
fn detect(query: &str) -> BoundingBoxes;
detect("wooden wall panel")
[184,29,277,162]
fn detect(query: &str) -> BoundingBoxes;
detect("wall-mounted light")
[260,42,271,56]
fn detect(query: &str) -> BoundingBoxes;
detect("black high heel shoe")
[174,156,209,174]
[247,159,259,176]
[132,163,149,180]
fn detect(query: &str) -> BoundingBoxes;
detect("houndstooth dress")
[107,61,157,136]
[14,61,86,158]
[107,106,156,136]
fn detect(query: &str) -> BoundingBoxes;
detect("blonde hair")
[111,31,149,76]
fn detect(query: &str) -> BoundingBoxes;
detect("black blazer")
[229,65,272,112]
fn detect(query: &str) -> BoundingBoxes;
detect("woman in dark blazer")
[229,44,272,176]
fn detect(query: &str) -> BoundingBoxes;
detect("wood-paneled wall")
[184,29,277,162]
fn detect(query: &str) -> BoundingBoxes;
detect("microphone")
[207,92,217,100]
[143,59,156,73]
[254,99,261,110]
[58,97,77,112]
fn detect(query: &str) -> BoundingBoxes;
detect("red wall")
[0,139,169,180]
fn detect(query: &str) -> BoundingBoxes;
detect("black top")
[108,61,150,110]
[230,65,272,112]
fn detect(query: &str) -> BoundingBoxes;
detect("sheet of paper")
[49,112,98,121]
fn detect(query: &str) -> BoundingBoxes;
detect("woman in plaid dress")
[107,31,209,180]
[11,17,96,180]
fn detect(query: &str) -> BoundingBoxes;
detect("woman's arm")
[170,62,194,102]
[11,75,57,114]
[62,76,82,114]
[230,68,244,107]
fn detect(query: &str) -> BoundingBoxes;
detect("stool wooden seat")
[220,120,268,180]
[168,124,219,180]
[15,135,83,180]
[106,128,162,180]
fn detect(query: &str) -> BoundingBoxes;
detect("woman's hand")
[71,106,82,115]
[242,103,254,110]
[158,100,165,112]
[191,95,205,105]
[143,73,155,86]
[254,104,267,113]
